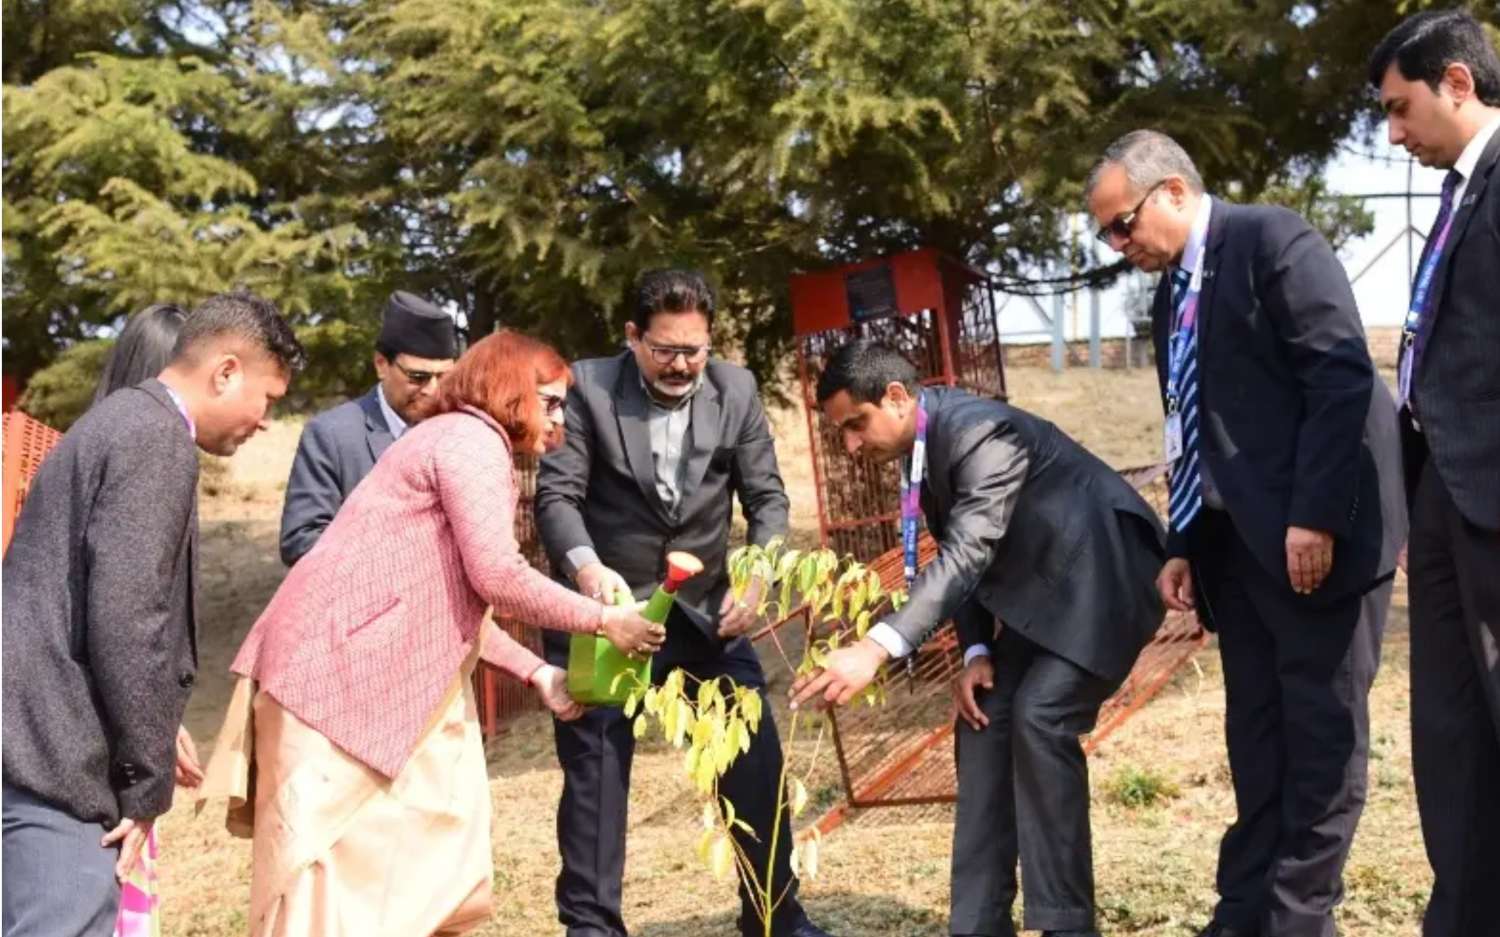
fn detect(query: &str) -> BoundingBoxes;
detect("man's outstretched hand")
[789,638,891,710]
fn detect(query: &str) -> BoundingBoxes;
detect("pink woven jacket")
[232,405,604,778]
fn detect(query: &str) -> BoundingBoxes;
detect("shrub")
[1107,765,1181,808]
[19,339,113,430]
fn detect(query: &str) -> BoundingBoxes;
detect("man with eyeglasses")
[535,269,828,937]
[1086,130,1404,937]
[279,290,458,564]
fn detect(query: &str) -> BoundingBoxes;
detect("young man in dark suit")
[1086,130,1405,937]
[791,340,1166,937]
[2,292,304,936]
[534,270,828,937]
[278,290,457,564]
[1368,12,1500,936]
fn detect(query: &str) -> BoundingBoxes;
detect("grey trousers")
[950,628,1119,937]
[2,782,120,937]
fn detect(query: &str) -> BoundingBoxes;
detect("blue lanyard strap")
[897,392,928,679]
[1165,269,1202,411]
[900,392,928,586]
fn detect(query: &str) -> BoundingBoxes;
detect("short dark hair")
[171,290,307,374]
[1368,10,1500,106]
[632,269,716,331]
[816,340,920,405]
[93,303,188,405]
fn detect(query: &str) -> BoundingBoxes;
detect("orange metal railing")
[3,411,64,554]
[755,462,1210,836]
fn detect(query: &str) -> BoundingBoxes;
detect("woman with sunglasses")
[207,330,662,936]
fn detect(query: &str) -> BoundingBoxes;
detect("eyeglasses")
[640,335,710,366]
[391,360,449,387]
[1095,179,1166,245]
[538,392,566,416]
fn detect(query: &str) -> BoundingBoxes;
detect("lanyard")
[898,392,928,680]
[1406,206,1459,339]
[1165,256,1206,414]
[161,384,196,440]
[1397,205,1459,404]
[900,391,928,584]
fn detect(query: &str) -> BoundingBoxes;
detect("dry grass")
[158,365,1428,936]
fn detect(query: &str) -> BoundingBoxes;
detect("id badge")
[1164,412,1184,462]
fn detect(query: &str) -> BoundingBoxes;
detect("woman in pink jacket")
[217,330,661,936]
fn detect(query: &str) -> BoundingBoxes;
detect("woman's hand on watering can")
[600,602,664,658]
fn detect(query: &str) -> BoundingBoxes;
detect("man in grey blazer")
[791,341,1165,937]
[2,292,304,936]
[535,270,828,937]
[279,290,457,564]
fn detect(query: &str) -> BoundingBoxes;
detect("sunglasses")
[1095,179,1166,245]
[640,335,710,367]
[391,360,448,387]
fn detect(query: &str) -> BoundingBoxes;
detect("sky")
[997,127,1451,345]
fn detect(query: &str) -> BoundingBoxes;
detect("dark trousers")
[544,612,808,937]
[949,627,1119,937]
[2,782,120,937]
[1408,461,1500,937]
[1192,509,1390,937]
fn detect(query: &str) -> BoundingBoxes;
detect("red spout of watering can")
[662,551,704,593]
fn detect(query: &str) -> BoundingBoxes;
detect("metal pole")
[1406,156,1414,304]
[1051,289,1066,372]
[797,341,833,549]
[1089,288,1102,368]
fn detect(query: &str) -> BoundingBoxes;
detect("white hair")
[1085,130,1205,200]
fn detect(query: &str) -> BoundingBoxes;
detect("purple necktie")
[1408,169,1463,391]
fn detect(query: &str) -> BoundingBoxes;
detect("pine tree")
[7,1,1494,394]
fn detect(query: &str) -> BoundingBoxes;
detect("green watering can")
[566,551,703,705]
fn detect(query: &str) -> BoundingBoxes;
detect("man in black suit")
[2,292,304,936]
[279,290,457,564]
[790,341,1166,937]
[1368,12,1500,936]
[534,270,828,937]
[1086,130,1405,937]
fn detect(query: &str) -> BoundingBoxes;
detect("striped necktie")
[1167,267,1202,533]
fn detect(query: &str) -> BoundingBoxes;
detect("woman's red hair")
[434,330,572,451]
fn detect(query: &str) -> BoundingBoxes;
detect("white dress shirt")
[1451,114,1500,210]
[376,384,409,440]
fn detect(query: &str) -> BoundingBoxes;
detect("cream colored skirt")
[200,652,492,937]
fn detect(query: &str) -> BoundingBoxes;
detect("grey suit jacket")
[883,387,1166,683]
[279,387,393,565]
[2,380,199,825]
[535,353,790,635]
